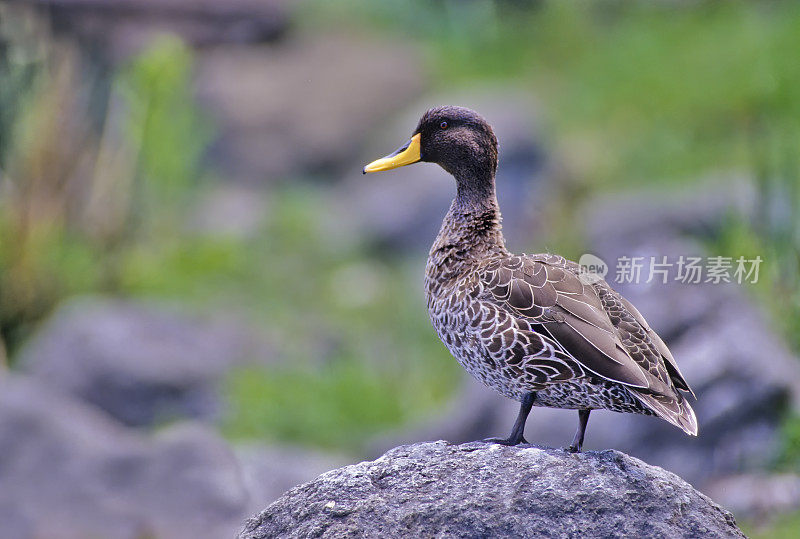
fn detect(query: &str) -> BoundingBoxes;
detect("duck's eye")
[440,121,448,129]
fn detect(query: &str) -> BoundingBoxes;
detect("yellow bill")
[363,133,421,174]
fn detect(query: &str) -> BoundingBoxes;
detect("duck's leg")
[483,392,535,446]
[567,409,591,453]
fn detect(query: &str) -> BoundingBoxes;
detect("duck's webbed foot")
[480,392,535,447]
[482,434,529,446]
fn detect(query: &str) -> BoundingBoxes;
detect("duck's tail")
[634,390,698,436]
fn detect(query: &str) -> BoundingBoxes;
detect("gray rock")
[584,176,755,250]
[235,444,351,517]
[17,296,275,427]
[704,473,800,525]
[0,375,352,539]
[369,377,519,455]
[34,0,292,62]
[0,375,247,539]
[240,441,743,538]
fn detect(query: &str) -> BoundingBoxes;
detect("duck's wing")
[590,278,697,434]
[478,253,697,435]
[614,291,694,397]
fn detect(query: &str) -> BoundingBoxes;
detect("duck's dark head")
[363,106,498,187]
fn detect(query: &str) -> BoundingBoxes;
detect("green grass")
[118,36,213,206]
[743,510,800,539]
[224,362,408,450]
[223,354,452,451]
[778,414,800,468]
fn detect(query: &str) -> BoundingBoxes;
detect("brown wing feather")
[483,256,668,392]
[616,294,695,397]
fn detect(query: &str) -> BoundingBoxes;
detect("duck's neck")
[426,171,507,293]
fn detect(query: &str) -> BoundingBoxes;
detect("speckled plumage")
[368,106,697,449]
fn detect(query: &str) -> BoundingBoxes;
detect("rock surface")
[240,441,744,538]
[0,375,246,539]
[0,374,350,539]
[38,0,292,61]
[17,297,275,427]
[704,473,800,525]
[236,444,351,518]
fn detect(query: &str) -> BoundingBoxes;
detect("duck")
[363,106,697,452]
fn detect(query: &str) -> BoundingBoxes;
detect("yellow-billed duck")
[363,106,697,452]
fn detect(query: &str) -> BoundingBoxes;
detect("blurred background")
[1,0,799,537]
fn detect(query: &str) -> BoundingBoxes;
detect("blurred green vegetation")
[0,35,210,353]
[313,0,800,189]
[118,37,213,210]
[1,1,800,477]
[743,509,800,539]
[779,413,800,468]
